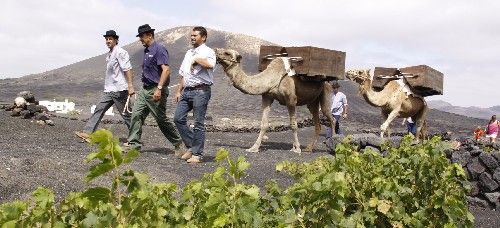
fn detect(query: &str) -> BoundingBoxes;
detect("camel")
[214,48,336,153]
[345,69,428,141]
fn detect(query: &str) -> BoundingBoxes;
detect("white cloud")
[201,0,500,107]
[1,0,498,107]
[0,0,181,78]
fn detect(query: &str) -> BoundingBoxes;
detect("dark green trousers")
[127,86,182,150]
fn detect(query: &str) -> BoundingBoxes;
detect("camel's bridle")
[358,75,370,83]
[216,56,239,64]
[348,72,369,84]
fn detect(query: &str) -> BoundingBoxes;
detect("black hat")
[331,81,340,88]
[103,30,119,39]
[136,24,155,37]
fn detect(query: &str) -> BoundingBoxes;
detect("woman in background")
[485,115,499,143]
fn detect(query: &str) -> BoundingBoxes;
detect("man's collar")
[145,41,156,52]
[109,45,117,53]
[192,43,206,51]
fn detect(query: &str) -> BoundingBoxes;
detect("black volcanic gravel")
[0,110,498,227]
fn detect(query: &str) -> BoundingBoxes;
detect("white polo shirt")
[179,43,216,87]
[331,91,348,115]
[104,46,132,92]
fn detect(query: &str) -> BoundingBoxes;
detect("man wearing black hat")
[75,30,134,142]
[126,24,185,153]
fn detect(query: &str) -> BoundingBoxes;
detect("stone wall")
[450,141,500,210]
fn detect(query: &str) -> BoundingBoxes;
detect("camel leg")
[380,111,389,138]
[320,93,336,147]
[304,101,321,152]
[413,105,428,142]
[320,88,336,135]
[247,96,273,153]
[380,109,400,138]
[288,105,301,153]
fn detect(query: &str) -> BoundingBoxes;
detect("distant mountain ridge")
[428,100,498,120]
[0,26,486,134]
[0,26,274,100]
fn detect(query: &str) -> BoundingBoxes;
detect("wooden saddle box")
[259,45,346,80]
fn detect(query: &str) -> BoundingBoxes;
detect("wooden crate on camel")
[372,65,443,96]
[258,45,346,81]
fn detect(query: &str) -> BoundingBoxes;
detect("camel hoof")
[290,147,302,154]
[303,146,313,153]
[246,147,259,153]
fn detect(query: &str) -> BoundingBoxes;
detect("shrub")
[0,131,473,227]
[274,135,474,227]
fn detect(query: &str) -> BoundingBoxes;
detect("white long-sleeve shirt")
[104,46,132,92]
[331,91,347,115]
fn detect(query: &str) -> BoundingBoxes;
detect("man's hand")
[342,113,347,119]
[190,58,199,74]
[152,88,161,101]
[175,91,181,103]
[128,85,135,96]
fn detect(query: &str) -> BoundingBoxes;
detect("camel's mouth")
[345,69,371,82]
[345,71,358,81]
[214,48,241,64]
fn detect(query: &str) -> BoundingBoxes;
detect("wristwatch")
[157,85,163,90]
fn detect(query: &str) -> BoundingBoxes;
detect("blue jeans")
[407,122,417,135]
[326,115,342,138]
[174,87,211,157]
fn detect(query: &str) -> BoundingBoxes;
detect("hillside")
[0,26,485,133]
[428,100,498,120]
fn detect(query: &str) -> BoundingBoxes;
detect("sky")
[0,0,499,107]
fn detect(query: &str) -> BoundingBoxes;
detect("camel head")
[345,69,371,84]
[214,48,242,69]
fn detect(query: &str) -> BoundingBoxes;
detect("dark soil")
[0,110,498,227]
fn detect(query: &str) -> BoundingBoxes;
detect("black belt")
[184,84,210,90]
[143,84,158,89]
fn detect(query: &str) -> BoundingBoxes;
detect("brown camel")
[345,69,428,141]
[214,48,336,153]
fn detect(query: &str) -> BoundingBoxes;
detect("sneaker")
[181,151,192,160]
[187,155,201,164]
[75,131,90,143]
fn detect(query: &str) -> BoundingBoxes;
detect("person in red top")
[474,126,485,142]
[485,115,499,143]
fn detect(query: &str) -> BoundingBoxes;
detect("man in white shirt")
[326,81,348,139]
[75,30,135,142]
[174,26,216,164]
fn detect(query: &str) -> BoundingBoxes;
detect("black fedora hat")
[103,30,119,39]
[136,24,155,37]
[331,81,340,88]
